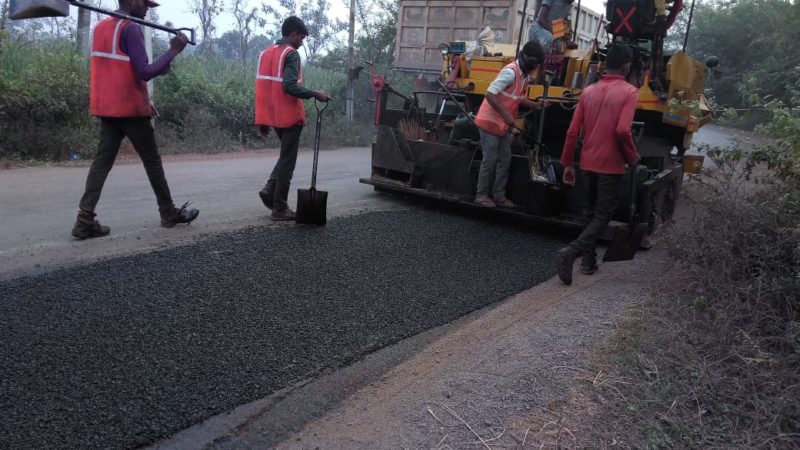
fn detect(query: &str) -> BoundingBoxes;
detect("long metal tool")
[9,0,196,44]
[296,100,329,225]
[603,168,645,261]
[529,70,553,182]
[515,0,531,57]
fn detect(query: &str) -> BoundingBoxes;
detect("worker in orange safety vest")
[255,16,332,221]
[72,0,199,240]
[473,40,547,209]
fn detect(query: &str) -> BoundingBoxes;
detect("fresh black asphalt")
[0,208,566,449]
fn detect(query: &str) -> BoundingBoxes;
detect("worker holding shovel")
[71,0,199,239]
[555,44,641,285]
[473,40,547,209]
[255,16,332,221]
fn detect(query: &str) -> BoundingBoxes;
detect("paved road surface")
[0,147,397,280]
[0,124,741,280]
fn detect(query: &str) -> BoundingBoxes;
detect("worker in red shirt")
[555,44,640,285]
[72,0,199,239]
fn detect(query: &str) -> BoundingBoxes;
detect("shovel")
[528,71,557,184]
[9,0,196,44]
[296,100,329,225]
[603,168,645,261]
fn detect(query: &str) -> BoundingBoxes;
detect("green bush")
[0,36,380,160]
[0,38,96,160]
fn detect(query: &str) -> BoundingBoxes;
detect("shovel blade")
[9,0,69,19]
[603,223,645,262]
[295,187,328,225]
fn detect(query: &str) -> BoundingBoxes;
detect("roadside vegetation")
[0,0,404,161]
[547,27,800,449]
[533,2,800,446]
[667,0,800,129]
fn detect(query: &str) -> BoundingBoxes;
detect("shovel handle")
[68,0,197,45]
[311,100,327,189]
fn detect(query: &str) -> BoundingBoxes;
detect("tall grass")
[0,37,95,160]
[1,36,383,160]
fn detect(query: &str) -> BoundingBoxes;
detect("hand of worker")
[504,114,515,127]
[169,33,189,54]
[537,100,550,110]
[313,91,332,102]
[562,166,576,186]
[149,103,160,119]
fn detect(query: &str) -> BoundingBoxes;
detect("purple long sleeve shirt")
[119,20,177,81]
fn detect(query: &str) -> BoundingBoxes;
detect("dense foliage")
[670,0,800,114]
[0,0,400,160]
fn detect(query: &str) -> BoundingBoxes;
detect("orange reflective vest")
[474,62,528,137]
[89,18,151,117]
[255,44,306,128]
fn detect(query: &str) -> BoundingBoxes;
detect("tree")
[190,0,224,54]
[263,0,346,64]
[230,0,265,65]
[298,0,346,63]
[665,0,800,110]
[1,0,9,32]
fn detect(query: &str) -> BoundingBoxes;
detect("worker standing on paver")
[255,16,332,221]
[71,0,199,240]
[528,0,576,50]
[555,44,641,285]
[473,40,547,209]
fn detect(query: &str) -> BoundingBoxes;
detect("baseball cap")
[145,0,160,6]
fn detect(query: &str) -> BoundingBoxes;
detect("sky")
[151,0,606,38]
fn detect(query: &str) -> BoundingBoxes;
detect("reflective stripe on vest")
[474,62,528,136]
[255,44,306,127]
[89,18,151,117]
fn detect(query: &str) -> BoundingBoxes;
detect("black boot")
[160,201,200,228]
[258,179,276,210]
[580,254,599,275]
[556,246,579,285]
[71,210,110,240]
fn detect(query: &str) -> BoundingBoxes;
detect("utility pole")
[76,0,92,56]
[346,0,355,121]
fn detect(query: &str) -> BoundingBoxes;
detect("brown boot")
[160,201,200,228]
[71,210,110,240]
[258,180,276,210]
[556,246,579,285]
[271,208,296,221]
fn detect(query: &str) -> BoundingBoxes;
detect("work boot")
[160,201,200,228]
[71,210,110,240]
[494,197,516,208]
[580,255,599,275]
[271,207,296,222]
[258,180,276,210]
[556,246,579,286]
[475,195,496,208]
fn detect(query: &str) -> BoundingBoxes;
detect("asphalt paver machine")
[360,0,716,243]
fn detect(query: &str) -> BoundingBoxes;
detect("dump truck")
[360,0,714,244]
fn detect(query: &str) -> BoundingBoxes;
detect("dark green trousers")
[79,117,173,214]
[570,171,623,258]
[268,125,303,211]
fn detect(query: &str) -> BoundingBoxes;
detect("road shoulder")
[150,248,667,449]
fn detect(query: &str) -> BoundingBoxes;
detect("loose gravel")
[0,208,565,450]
